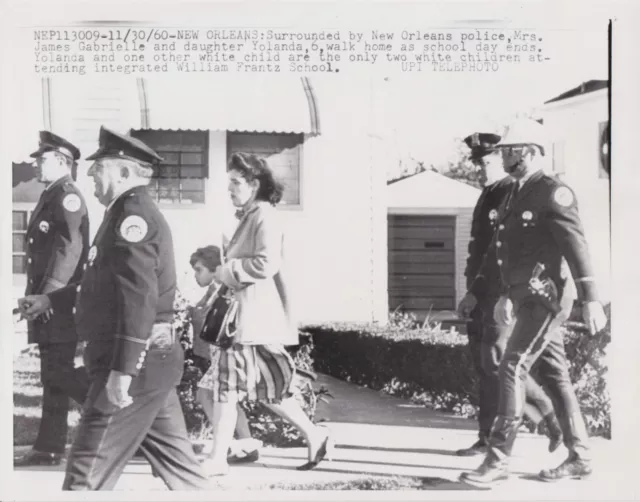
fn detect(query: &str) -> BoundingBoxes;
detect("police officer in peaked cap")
[459,118,608,488]
[456,131,563,458]
[15,132,90,467]
[20,126,210,490]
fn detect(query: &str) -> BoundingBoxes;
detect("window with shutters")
[13,210,30,273]
[130,130,209,204]
[227,132,304,207]
[552,141,566,175]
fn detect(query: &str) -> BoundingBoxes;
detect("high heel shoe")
[296,427,334,471]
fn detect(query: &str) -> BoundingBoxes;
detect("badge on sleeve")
[553,186,574,207]
[119,215,148,243]
[39,221,50,233]
[62,194,81,212]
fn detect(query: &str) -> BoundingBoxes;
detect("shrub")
[174,291,329,447]
[304,305,611,438]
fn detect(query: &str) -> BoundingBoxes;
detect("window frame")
[130,129,210,207]
[12,206,33,274]
[226,132,305,211]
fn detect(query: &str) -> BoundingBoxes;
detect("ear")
[249,177,260,192]
[119,164,131,179]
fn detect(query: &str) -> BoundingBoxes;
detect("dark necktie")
[508,182,520,209]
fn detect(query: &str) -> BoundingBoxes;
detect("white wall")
[45,76,388,325]
[542,90,611,303]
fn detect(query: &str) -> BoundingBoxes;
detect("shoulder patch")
[62,193,81,212]
[119,215,148,243]
[552,186,574,208]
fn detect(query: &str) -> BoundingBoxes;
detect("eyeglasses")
[495,145,531,155]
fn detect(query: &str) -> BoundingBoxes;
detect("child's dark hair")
[228,152,284,205]
[189,245,222,272]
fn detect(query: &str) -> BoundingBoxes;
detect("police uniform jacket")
[25,174,89,344]
[50,185,177,376]
[466,176,514,299]
[474,170,598,304]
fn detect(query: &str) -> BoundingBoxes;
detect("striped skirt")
[199,344,296,403]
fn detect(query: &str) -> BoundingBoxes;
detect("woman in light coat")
[203,152,332,476]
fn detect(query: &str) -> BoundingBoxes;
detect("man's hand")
[494,295,514,327]
[105,370,133,409]
[18,295,52,321]
[457,291,477,319]
[582,301,607,335]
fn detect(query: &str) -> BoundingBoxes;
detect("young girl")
[189,245,261,464]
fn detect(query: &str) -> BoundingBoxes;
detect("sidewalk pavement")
[10,371,631,498]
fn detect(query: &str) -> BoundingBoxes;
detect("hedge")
[303,306,611,438]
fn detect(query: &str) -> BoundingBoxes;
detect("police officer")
[459,118,607,488]
[15,132,90,467]
[20,126,210,490]
[456,132,563,457]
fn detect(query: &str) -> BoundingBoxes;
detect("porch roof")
[138,76,320,136]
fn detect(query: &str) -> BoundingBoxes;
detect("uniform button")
[83,264,87,270]
[29,279,33,284]
[76,285,81,293]
[499,224,505,230]
[29,238,34,244]
[136,363,143,369]
[72,307,76,314]
[497,259,503,265]
[28,258,32,264]
[496,241,502,248]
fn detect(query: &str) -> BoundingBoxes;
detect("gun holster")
[527,264,562,314]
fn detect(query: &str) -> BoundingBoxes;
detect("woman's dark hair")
[190,245,222,272]
[227,152,284,205]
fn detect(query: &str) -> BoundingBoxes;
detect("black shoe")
[14,450,63,467]
[297,429,333,471]
[538,454,592,482]
[456,439,488,457]
[459,455,509,489]
[227,449,260,464]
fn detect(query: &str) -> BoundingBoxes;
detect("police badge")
[39,221,50,233]
[489,209,498,221]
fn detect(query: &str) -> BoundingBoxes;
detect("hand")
[18,295,51,321]
[494,295,514,327]
[582,301,607,335]
[105,370,133,409]
[457,292,477,319]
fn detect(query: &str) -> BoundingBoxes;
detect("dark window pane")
[160,152,180,165]
[181,152,203,165]
[13,211,27,231]
[13,234,26,253]
[158,165,180,178]
[180,166,204,178]
[13,255,26,274]
[181,179,205,191]
[181,191,205,204]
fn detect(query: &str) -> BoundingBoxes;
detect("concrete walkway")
[9,371,632,498]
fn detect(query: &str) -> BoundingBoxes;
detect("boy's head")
[189,245,222,287]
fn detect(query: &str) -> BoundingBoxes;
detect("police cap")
[30,131,81,161]
[86,126,163,164]
[464,132,501,160]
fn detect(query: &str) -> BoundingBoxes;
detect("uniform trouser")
[467,298,556,440]
[488,292,590,460]
[62,340,210,491]
[34,342,89,454]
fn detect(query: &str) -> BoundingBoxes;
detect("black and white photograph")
[1,0,636,499]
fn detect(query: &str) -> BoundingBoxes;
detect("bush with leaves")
[173,290,330,447]
[304,305,611,438]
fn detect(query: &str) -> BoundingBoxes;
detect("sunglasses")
[495,144,532,155]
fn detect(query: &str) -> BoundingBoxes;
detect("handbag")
[199,284,238,347]
[198,238,239,347]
